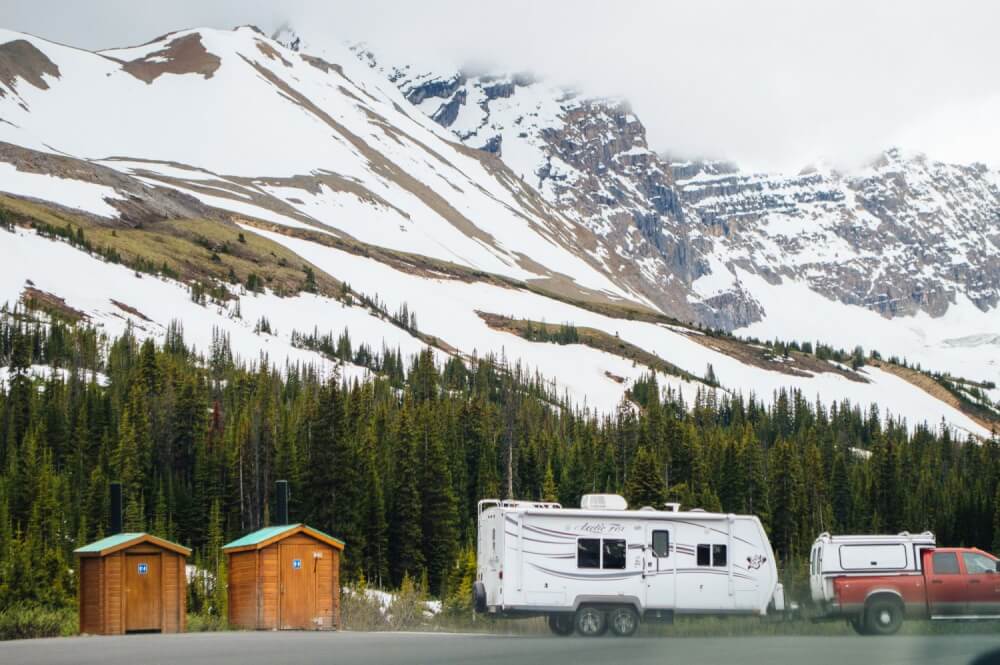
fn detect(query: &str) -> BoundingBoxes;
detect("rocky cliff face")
[351,53,755,326]
[352,43,1000,331]
[673,150,1000,319]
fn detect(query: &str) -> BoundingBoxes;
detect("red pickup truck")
[810,532,1000,635]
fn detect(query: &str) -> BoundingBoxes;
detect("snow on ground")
[734,268,1000,389]
[0,227,433,381]
[0,27,633,302]
[0,364,109,388]
[0,162,122,218]
[249,225,992,438]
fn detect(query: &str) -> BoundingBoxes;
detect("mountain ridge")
[0,24,997,435]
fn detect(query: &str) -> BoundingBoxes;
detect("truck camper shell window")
[603,539,626,569]
[578,538,600,568]
[838,543,907,570]
[932,552,960,574]
[712,544,727,567]
[652,530,670,558]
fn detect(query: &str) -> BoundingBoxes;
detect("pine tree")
[830,450,851,531]
[420,411,458,597]
[540,462,558,503]
[623,447,666,509]
[769,439,803,561]
[389,407,424,585]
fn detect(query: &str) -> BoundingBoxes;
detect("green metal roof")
[75,533,147,553]
[222,523,345,550]
[73,532,191,556]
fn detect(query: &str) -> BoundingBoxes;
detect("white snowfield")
[248,225,991,438]
[1,224,989,438]
[0,162,123,218]
[0,26,995,434]
[0,27,634,302]
[355,36,1000,392]
[0,227,432,386]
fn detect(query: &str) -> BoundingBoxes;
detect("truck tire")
[547,613,575,636]
[608,606,640,637]
[864,598,903,636]
[575,606,607,637]
[848,615,868,635]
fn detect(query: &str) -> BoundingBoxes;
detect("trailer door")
[644,526,675,611]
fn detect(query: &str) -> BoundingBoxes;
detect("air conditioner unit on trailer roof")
[580,494,628,511]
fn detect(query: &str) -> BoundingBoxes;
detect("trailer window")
[603,539,627,569]
[932,552,960,574]
[697,543,727,567]
[652,530,670,557]
[578,538,601,568]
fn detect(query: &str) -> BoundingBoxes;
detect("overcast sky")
[6,0,999,171]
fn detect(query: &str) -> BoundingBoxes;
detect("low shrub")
[185,613,229,633]
[0,603,76,641]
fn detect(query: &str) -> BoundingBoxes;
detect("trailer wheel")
[848,616,868,635]
[575,606,607,637]
[864,598,903,636]
[547,613,575,636]
[608,606,639,637]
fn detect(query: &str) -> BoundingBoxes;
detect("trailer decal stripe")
[504,531,573,546]
[525,562,757,582]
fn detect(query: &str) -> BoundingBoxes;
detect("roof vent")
[580,494,628,511]
[664,502,681,512]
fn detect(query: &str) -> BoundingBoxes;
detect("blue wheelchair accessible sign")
[292,559,302,570]
[138,562,148,575]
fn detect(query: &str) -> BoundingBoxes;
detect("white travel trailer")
[473,494,784,636]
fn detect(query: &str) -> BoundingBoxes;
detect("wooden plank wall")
[260,546,279,629]
[331,549,341,629]
[163,552,180,632]
[79,557,103,634]
[227,551,258,629]
[316,545,334,629]
[104,553,122,634]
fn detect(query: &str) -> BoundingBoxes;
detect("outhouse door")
[280,544,317,629]
[125,553,162,632]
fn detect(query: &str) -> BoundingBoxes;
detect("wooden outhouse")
[74,533,191,635]
[222,524,345,630]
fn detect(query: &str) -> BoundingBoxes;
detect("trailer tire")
[575,606,607,637]
[472,581,487,614]
[547,613,574,636]
[864,598,903,636]
[608,606,640,637]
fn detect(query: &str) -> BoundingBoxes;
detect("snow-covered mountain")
[345,39,1000,388]
[0,25,997,437]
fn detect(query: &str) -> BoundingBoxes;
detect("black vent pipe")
[110,482,123,535]
[276,480,289,525]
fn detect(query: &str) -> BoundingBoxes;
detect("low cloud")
[7,0,999,171]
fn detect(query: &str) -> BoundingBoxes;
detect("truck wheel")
[575,606,607,637]
[547,614,574,636]
[864,598,903,636]
[608,606,639,637]
[848,616,868,635]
